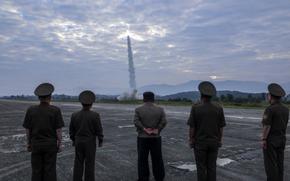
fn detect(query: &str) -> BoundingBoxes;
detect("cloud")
[0,0,290,95]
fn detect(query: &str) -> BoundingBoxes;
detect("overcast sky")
[0,0,290,95]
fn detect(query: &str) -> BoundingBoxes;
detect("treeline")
[1,94,117,102]
[2,95,38,101]
[168,93,290,104]
[2,94,78,102]
[219,93,266,103]
[2,93,290,105]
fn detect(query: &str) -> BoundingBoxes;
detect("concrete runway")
[0,100,289,181]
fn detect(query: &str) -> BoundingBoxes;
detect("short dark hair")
[143,92,155,102]
[201,94,212,99]
[270,94,281,100]
[82,103,93,107]
[38,95,51,101]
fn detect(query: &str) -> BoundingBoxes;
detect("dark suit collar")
[144,102,154,106]
[271,100,281,105]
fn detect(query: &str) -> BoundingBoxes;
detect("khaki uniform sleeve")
[157,108,167,130]
[95,113,104,140]
[23,107,32,129]
[219,107,226,128]
[134,109,144,130]
[55,108,64,129]
[187,106,195,128]
[262,107,273,126]
[69,114,75,142]
[286,109,289,125]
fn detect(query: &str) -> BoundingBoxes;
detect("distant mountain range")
[139,80,290,96]
[2,80,289,102]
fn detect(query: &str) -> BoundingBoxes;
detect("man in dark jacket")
[187,81,226,181]
[69,90,103,181]
[134,91,167,181]
[23,83,64,181]
[261,83,289,181]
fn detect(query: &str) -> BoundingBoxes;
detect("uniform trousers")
[194,143,219,181]
[73,138,96,181]
[31,144,57,181]
[137,137,165,181]
[263,139,285,181]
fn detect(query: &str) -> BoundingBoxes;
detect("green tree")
[227,94,234,102]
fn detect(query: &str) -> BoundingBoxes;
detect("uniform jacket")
[23,103,64,146]
[187,101,226,144]
[262,101,289,142]
[69,109,103,142]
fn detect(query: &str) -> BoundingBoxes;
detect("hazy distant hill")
[140,80,290,96]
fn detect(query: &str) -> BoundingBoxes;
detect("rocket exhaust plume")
[127,36,137,90]
[117,35,139,100]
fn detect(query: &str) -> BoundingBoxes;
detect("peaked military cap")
[79,90,96,104]
[268,83,286,97]
[198,81,217,96]
[34,83,54,96]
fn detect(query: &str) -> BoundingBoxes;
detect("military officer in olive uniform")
[69,90,103,181]
[261,83,289,181]
[134,91,167,181]
[23,83,64,181]
[187,81,226,181]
